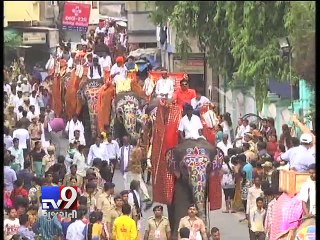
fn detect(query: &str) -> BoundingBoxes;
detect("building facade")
[157,24,220,105]
[4,1,59,68]
[125,1,157,49]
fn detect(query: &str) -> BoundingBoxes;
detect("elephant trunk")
[191,182,208,224]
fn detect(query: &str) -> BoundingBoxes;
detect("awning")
[18,45,32,48]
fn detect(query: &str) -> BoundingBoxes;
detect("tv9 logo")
[41,186,78,210]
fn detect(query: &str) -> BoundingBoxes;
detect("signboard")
[173,59,205,74]
[23,32,47,44]
[62,2,91,32]
[48,30,59,48]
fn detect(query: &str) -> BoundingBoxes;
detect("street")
[58,134,249,239]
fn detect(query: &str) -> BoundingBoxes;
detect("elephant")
[111,91,144,142]
[278,216,315,240]
[78,77,105,142]
[166,139,224,239]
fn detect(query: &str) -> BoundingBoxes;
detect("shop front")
[173,53,206,95]
[7,26,59,70]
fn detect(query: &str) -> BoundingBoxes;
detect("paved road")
[57,134,249,239]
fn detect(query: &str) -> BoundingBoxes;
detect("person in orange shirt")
[174,78,196,109]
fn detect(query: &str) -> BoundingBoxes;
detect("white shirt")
[21,83,32,93]
[298,178,315,215]
[249,207,266,232]
[13,128,30,149]
[217,141,233,156]
[99,56,112,69]
[4,84,11,95]
[202,110,218,128]
[120,145,132,171]
[178,114,203,140]
[104,140,120,159]
[73,151,88,177]
[27,111,38,122]
[95,26,106,35]
[108,26,115,34]
[4,218,20,239]
[8,146,24,168]
[281,145,315,172]
[128,189,141,209]
[87,65,104,79]
[29,96,39,108]
[87,144,109,165]
[4,134,13,149]
[81,39,88,45]
[155,78,175,99]
[17,112,23,121]
[66,219,86,240]
[65,120,85,141]
[67,58,74,69]
[191,96,210,109]
[69,136,86,146]
[221,162,235,188]
[246,186,263,214]
[110,63,128,79]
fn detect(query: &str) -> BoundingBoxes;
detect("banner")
[62,2,91,32]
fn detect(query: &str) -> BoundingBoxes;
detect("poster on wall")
[62,2,91,32]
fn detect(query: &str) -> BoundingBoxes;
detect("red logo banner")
[62,2,91,32]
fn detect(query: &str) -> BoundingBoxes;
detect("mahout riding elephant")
[111,91,144,142]
[166,139,224,238]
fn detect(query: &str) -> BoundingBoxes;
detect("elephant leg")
[168,178,193,240]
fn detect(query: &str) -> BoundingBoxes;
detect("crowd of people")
[3,20,316,240]
[215,114,315,240]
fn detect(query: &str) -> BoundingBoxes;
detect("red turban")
[116,56,124,63]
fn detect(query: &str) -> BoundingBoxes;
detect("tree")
[4,30,22,49]
[149,1,315,110]
[4,30,22,64]
[285,1,315,87]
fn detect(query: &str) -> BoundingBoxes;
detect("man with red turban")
[110,56,128,79]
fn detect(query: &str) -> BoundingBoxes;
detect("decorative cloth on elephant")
[151,104,179,204]
[114,75,132,94]
[51,75,63,116]
[96,84,115,133]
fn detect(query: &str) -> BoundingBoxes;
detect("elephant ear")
[166,148,176,172]
[212,147,224,171]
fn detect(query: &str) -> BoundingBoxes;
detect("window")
[92,1,98,9]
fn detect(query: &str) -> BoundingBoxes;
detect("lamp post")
[279,37,293,108]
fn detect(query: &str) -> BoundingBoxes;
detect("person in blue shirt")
[280,133,315,172]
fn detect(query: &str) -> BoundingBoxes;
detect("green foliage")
[4,30,22,49]
[150,1,315,111]
[285,1,315,87]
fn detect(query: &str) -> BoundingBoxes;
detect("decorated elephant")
[111,91,144,142]
[150,102,224,239]
[166,139,224,238]
[78,77,105,141]
[279,216,315,240]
